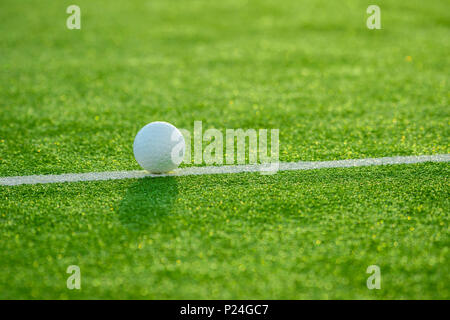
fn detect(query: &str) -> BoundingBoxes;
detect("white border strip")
[1,154,448,186]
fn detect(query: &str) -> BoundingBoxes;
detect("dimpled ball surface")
[133,121,185,173]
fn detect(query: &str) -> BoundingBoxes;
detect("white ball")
[133,121,185,173]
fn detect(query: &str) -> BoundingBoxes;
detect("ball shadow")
[117,177,178,231]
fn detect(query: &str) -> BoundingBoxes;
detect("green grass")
[0,0,449,299]
[0,163,448,299]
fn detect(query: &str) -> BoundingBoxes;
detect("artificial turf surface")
[1,163,449,299]
[0,0,449,299]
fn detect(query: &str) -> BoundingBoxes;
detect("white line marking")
[0,154,448,186]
